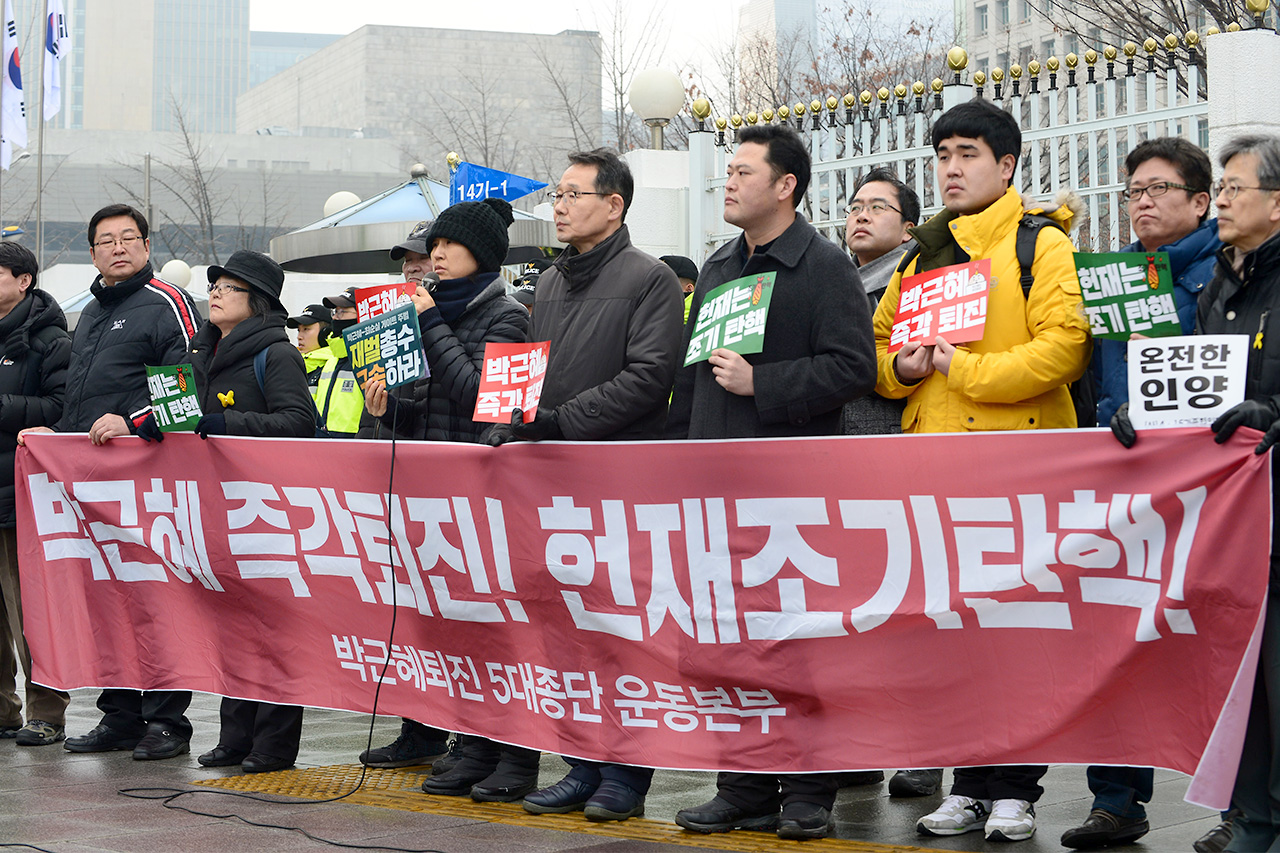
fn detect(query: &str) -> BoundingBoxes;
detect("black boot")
[421,737,499,796]
[471,746,541,802]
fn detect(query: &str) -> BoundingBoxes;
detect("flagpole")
[34,0,46,267]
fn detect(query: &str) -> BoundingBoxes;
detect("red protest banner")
[473,341,550,423]
[355,282,416,322]
[888,259,991,352]
[15,429,1269,806]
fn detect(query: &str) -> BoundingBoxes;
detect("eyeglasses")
[845,200,902,216]
[91,234,145,250]
[1122,182,1196,202]
[1214,181,1280,201]
[546,190,607,205]
[207,282,250,295]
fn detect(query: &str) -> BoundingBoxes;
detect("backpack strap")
[254,344,329,438]
[895,242,923,275]
[1016,214,1057,297]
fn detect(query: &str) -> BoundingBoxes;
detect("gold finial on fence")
[1206,25,1220,35]
[1028,59,1041,76]
[446,151,460,168]
[1164,34,1179,51]
[1010,64,1022,78]
[991,67,1004,82]
[894,83,908,98]
[1226,22,1242,31]
[1065,52,1079,68]
[913,80,927,94]
[842,93,856,107]
[811,99,822,114]
[1104,45,1118,60]
[972,71,986,87]
[826,96,838,111]
[730,113,743,128]
[931,78,944,92]
[792,102,805,116]
[714,117,727,130]
[1185,30,1200,47]
[746,111,758,124]
[762,108,774,122]
[860,90,873,106]
[1123,41,1138,56]
[1143,37,1159,53]
[1084,49,1098,65]
[1247,0,1268,27]
[875,87,889,102]
[691,98,711,121]
[1046,56,1060,72]
[946,46,968,71]
[778,105,790,119]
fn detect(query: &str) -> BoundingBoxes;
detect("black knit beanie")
[422,197,514,273]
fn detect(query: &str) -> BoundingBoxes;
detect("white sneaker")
[985,798,1036,842]
[917,795,993,836]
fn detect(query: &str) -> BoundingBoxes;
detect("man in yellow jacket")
[873,100,1090,843]
[873,99,1090,435]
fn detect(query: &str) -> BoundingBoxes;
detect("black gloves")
[1211,399,1279,445]
[195,413,227,439]
[132,412,164,443]
[1109,402,1135,449]
[485,407,560,446]
[512,407,561,441]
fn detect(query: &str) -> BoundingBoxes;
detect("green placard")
[341,302,428,390]
[146,364,202,431]
[1075,251,1180,340]
[684,271,776,366]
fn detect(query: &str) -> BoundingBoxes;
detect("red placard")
[473,341,550,423]
[887,259,991,352]
[14,429,1270,808]
[355,282,416,322]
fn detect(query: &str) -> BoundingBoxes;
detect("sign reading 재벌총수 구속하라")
[1128,335,1249,429]
[341,302,427,390]
[1076,251,1181,340]
[146,364,202,431]
[684,271,775,366]
[473,341,551,424]
[12,428,1272,810]
[887,260,990,353]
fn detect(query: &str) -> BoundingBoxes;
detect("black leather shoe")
[421,740,500,796]
[889,769,943,797]
[838,770,885,786]
[1061,808,1150,849]
[64,724,142,753]
[778,801,834,840]
[523,775,599,814]
[1193,813,1236,853]
[675,796,779,833]
[197,745,249,767]
[242,753,294,773]
[584,779,645,822]
[132,728,190,760]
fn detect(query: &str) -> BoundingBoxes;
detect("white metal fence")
[690,37,1211,255]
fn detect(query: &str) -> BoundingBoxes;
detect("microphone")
[420,272,441,293]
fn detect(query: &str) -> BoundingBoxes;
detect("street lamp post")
[628,69,686,151]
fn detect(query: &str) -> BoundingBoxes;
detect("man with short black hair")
[20,203,200,761]
[493,147,683,823]
[669,123,874,841]
[874,100,1090,842]
[0,241,70,748]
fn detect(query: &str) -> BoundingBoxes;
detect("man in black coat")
[20,203,200,761]
[669,125,875,841]
[0,242,71,748]
[491,148,684,823]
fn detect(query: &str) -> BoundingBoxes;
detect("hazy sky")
[249,0,747,71]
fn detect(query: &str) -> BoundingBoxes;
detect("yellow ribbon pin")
[1255,332,1265,350]
[218,390,235,408]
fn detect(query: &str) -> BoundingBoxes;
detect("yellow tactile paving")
[192,763,948,852]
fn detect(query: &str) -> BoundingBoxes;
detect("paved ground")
[0,687,1227,852]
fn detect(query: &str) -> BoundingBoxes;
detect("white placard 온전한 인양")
[1127,334,1249,430]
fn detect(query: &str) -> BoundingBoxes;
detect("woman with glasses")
[138,249,314,773]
